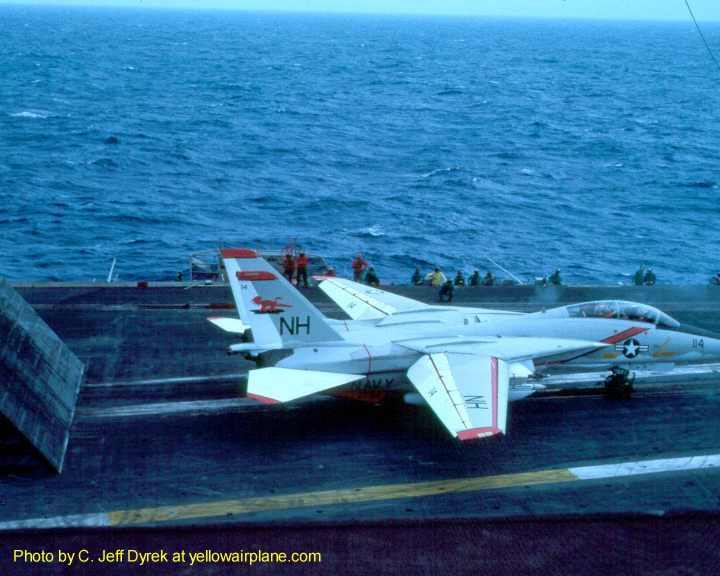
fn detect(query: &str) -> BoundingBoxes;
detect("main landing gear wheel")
[604,367,635,400]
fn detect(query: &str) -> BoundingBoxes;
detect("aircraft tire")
[603,375,634,400]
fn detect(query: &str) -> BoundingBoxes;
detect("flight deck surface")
[1,283,720,533]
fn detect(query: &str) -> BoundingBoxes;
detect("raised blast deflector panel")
[0,278,84,472]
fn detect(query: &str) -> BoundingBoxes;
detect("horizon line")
[1,2,719,24]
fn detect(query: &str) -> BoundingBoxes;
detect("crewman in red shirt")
[282,253,295,282]
[296,252,309,288]
[352,253,367,282]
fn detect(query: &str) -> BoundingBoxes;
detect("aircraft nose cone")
[676,324,720,358]
[702,336,720,360]
[677,323,720,339]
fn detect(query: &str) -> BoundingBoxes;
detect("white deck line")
[570,454,720,480]
[84,373,248,389]
[76,398,254,419]
[0,512,110,530]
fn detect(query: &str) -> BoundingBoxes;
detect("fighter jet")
[211,248,720,441]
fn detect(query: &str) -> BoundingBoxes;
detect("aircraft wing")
[407,353,509,441]
[398,337,609,364]
[317,277,426,320]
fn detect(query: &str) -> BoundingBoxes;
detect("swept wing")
[317,277,427,320]
[405,338,609,441]
[318,277,525,322]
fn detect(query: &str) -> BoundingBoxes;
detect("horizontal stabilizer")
[247,367,364,404]
[227,342,282,355]
[208,317,250,334]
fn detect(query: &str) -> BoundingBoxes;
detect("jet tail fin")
[221,248,343,347]
[247,367,363,404]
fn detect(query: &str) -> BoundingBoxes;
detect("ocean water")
[1,6,719,284]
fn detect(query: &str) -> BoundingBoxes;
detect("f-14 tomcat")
[210,248,720,442]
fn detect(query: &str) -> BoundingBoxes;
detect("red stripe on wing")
[458,426,501,441]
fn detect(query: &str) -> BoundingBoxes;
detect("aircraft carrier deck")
[2,282,720,574]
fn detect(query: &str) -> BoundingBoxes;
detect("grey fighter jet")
[210,248,720,441]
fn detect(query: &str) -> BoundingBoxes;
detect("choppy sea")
[1,6,719,284]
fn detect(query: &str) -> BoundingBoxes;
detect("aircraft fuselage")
[271,311,720,402]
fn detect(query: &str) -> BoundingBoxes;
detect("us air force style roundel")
[615,338,649,358]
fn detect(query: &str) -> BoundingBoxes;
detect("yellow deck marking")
[5,453,718,531]
[108,468,576,526]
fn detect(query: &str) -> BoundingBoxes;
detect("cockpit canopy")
[552,300,680,328]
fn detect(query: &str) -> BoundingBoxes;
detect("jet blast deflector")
[0,278,84,472]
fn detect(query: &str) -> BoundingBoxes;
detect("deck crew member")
[549,269,562,286]
[644,268,656,286]
[352,253,368,282]
[634,265,646,286]
[365,267,380,287]
[439,279,454,303]
[454,270,465,287]
[429,268,446,287]
[282,253,295,282]
[411,267,423,285]
[296,252,309,288]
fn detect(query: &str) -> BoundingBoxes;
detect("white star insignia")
[624,341,639,357]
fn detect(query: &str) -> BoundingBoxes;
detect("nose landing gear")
[604,366,635,399]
